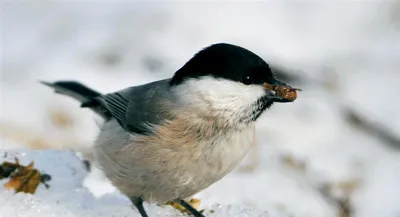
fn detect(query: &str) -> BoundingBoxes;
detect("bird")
[41,43,298,217]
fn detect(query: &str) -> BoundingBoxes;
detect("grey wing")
[100,92,128,122]
[95,79,174,135]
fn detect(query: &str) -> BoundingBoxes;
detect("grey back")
[96,79,177,135]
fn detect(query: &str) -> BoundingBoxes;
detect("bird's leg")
[130,197,149,217]
[175,199,206,217]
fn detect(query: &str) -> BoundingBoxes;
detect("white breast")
[94,118,256,202]
[189,123,255,187]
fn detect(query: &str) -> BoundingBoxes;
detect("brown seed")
[263,83,301,102]
[277,87,298,101]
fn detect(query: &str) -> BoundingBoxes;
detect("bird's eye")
[242,75,252,85]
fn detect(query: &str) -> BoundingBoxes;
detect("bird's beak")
[263,79,301,103]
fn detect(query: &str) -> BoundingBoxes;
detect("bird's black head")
[169,43,295,123]
[170,43,276,86]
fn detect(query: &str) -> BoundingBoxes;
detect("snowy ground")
[1,1,400,217]
[0,149,275,217]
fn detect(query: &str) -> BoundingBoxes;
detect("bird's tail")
[40,81,109,119]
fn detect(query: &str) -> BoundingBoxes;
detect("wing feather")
[95,79,174,136]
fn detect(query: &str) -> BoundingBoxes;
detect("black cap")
[170,43,275,86]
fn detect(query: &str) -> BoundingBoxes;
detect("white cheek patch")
[174,76,266,119]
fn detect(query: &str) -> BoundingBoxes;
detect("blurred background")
[1,1,400,217]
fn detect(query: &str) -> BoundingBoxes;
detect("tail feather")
[40,80,110,119]
[40,81,101,102]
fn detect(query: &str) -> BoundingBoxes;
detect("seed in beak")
[263,83,301,102]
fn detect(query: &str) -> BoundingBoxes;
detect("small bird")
[41,43,298,217]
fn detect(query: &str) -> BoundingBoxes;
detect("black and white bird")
[42,43,298,217]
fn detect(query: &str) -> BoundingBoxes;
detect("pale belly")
[94,119,255,202]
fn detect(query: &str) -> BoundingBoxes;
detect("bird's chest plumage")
[198,125,255,175]
[174,123,256,192]
[95,118,255,202]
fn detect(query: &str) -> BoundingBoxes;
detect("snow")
[1,1,400,217]
[0,150,87,191]
[0,150,272,217]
